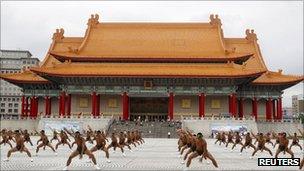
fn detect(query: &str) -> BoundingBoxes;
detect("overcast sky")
[1,1,303,107]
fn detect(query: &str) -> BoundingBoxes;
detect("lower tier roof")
[0,70,49,84]
[252,71,304,85]
[30,62,265,78]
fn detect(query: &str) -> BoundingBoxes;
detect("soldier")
[102,130,109,142]
[64,131,100,170]
[289,133,302,151]
[265,132,274,147]
[126,131,137,148]
[20,129,33,146]
[90,130,111,163]
[251,131,259,145]
[7,130,15,143]
[55,130,72,149]
[85,130,94,144]
[186,132,218,168]
[107,132,126,157]
[131,131,140,146]
[49,128,60,143]
[3,130,33,162]
[240,132,256,153]
[180,132,192,155]
[300,157,304,170]
[275,132,294,158]
[181,134,196,164]
[214,132,221,145]
[36,130,57,156]
[135,130,145,144]
[219,132,226,146]
[0,129,13,148]
[231,132,243,150]
[118,131,132,152]
[225,131,234,148]
[273,132,281,149]
[251,133,273,158]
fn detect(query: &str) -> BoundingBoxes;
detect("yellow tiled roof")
[50,22,252,61]
[0,70,49,84]
[252,71,304,85]
[0,37,83,84]
[30,62,265,78]
[40,37,83,67]
[2,14,302,87]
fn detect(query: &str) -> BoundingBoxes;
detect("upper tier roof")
[50,14,252,63]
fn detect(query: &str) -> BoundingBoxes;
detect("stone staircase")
[107,120,182,138]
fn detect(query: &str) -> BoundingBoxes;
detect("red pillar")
[34,96,38,118]
[199,93,205,118]
[168,92,174,120]
[122,92,129,120]
[29,96,34,118]
[266,98,272,121]
[21,95,25,117]
[59,95,62,116]
[96,94,100,117]
[252,97,258,120]
[228,95,232,114]
[272,99,277,120]
[25,97,29,117]
[232,93,237,117]
[238,97,244,118]
[277,97,283,120]
[48,97,52,116]
[126,95,129,120]
[45,96,48,116]
[66,94,71,116]
[59,91,66,116]
[62,92,66,116]
[229,93,237,117]
[91,92,96,117]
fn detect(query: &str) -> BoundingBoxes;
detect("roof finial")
[245,29,258,42]
[87,13,100,27]
[52,28,64,41]
[209,14,222,26]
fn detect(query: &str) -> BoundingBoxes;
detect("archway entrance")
[129,97,168,121]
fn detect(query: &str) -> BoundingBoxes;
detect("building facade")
[292,94,304,116]
[0,50,40,117]
[0,14,303,121]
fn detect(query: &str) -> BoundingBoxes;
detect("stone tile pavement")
[1,137,303,170]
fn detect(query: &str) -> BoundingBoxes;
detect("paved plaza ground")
[1,137,303,170]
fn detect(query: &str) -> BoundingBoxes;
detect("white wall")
[182,118,258,137]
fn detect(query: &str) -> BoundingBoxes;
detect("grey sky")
[1,1,303,107]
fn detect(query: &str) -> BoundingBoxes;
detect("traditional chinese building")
[1,14,303,121]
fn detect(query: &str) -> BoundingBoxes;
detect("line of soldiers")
[0,126,145,170]
[213,129,304,169]
[177,129,218,169]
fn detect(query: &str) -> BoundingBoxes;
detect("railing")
[0,114,114,120]
[179,115,302,124]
